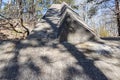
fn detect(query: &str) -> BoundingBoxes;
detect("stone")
[57,3,99,44]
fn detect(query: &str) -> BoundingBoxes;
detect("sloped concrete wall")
[57,3,98,44]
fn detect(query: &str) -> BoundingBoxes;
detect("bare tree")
[115,0,120,36]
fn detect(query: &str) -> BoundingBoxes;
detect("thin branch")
[9,22,23,33]
[0,14,11,20]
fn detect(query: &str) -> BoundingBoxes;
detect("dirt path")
[0,3,120,80]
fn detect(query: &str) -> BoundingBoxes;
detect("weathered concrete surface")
[57,3,98,44]
[27,4,62,40]
[0,3,120,80]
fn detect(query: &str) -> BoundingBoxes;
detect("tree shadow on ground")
[0,14,58,78]
[0,7,60,79]
[0,41,20,80]
[25,58,41,75]
[43,17,58,32]
[101,37,120,41]
[0,40,41,80]
[43,8,60,18]
[40,56,52,64]
[64,66,83,80]
[62,42,108,80]
[81,48,112,57]
[42,7,60,32]
[0,4,117,80]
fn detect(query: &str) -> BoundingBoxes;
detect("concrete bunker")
[57,3,98,44]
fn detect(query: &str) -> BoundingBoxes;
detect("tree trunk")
[29,0,35,20]
[18,0,22,19]
[18,0,29,37]
[115,0,120,36]
[0,0,2,9]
